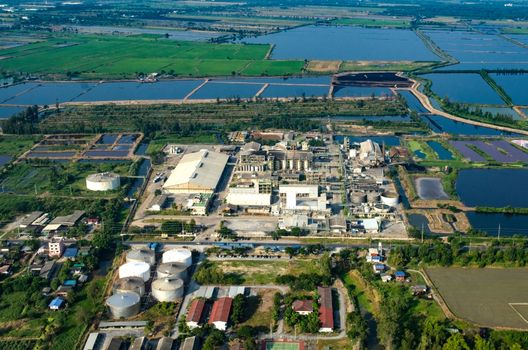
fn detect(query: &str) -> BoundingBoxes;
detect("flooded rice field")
[238,25,440,61]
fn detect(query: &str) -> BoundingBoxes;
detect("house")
[411,285,428,296]
[395,271,406,282]
[86,217,100,226]
[56,285,73,296]
[186,299,206,329]
[39,260,57,280]
[381,274,392,283]
[209,297,233,331]
[63,247,78,259]
[0,264,12,275]
[49,297,65,310]
[373,264,385,274]
[318,287,334,333]
[292,300,313,315]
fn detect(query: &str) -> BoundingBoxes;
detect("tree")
[442,334,470,350]
[231,294,245,324]
[203,330,226,350]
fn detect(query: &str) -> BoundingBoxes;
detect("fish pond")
[239,25,440,61]
[456,168,528,207]
[422,73,503,104]
[489,73,528,105]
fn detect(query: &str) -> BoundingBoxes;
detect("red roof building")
[186,299,206,329]
[292,300,314,315]
[208,297,233,331]
[318,287,334,332]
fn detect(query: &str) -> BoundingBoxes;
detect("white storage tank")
[126,248,155,266]
[119,261,151,282]
[152,277,184,302]
[113,277,145,296]
[86,172,121,191]
[106,291,141,318]
[380,192,400,207]
[156,262,188,280]
[162,249,192,267]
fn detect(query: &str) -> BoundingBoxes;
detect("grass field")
[333,17,411,28]
[213,259,320,284]
[0,161,132,196]
[0,34,304,78]
[0,135,39,157]
[146,134,218,154]
[426,267,528,329]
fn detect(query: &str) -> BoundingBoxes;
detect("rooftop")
[209,297,233,324]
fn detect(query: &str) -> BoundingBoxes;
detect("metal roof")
[187,299,206,323]
[209,297,232,324]
[163,149,229,192]
[318,287,334,330]
[49,297,64,309]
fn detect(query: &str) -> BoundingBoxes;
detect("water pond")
[489,74,528,105]
[426,141,454,160]
[466,212,528,237]
[415,177,449,200]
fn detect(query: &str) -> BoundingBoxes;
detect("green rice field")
[426,267,528,329]
[0,35,303,78]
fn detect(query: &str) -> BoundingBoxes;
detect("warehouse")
[163,149,229,194]
[209,297,232,331]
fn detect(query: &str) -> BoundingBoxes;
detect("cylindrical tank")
[366,191,380,203]
[113,277,145,296]
[119,262,151,282]
[381,192,400,207]
[151,277,184,302]
[106,291,141,319]
[86,172,120,191]
[350,191,367,205]
[126,248,155,266]
[373,203,391,213]
[157,262,188,280]
[162,249,192,267]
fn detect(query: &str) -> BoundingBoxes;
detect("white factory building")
[226,178,272,206]
[279,184,327,212]
[163,150,229,194]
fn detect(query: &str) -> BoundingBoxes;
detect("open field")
[213,259,320,285]
[0,34,304,79]
[0,135,39,157]
[339,60,436,72]
[426,267,528,329]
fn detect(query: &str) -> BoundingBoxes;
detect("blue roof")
[395,271,405,277]
[374,264,385,269]
[49,297,64,308]
[63,247,78,258]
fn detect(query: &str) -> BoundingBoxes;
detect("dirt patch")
[306,60,342,73]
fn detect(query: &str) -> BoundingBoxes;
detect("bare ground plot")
[306,60,342,73]
[426,267,528,329]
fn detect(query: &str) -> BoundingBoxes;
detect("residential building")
[292,300,313,315]
[48,239,65,257]
[49,297,65,310]
[395,271,406,282]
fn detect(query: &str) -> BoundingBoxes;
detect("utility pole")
[421,223,424,243]
[498,224,501,241]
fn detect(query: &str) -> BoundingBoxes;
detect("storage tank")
[157,262,188,280]
[106,291,141,318]
[381,192,400,207]
[126,248,155,266]
[350,191,367,205]
[366,191,380,203]
[113,277,145,296]
[119,261,151,282]
[86,172,120,191]
[151,277,184,302]
[162,249,192,267]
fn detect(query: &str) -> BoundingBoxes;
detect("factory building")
[226,177,272,207]
[163,150,229,194]
[279,184,327,212]
[236,142,313,173]
[356,140,384,166]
